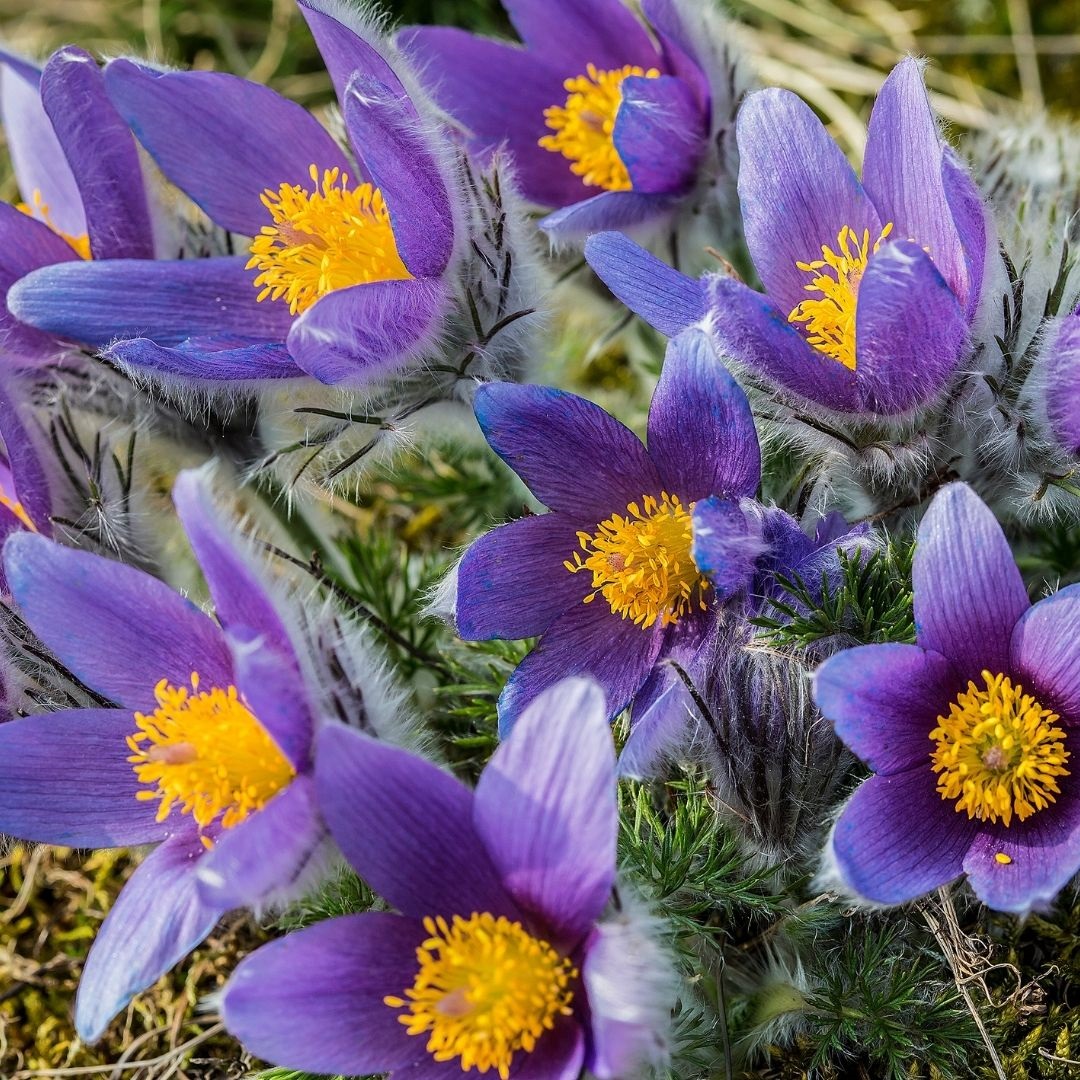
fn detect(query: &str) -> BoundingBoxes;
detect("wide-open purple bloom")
[223,676,672,1079]
[400,0,710,242]
[815,483,1080,914]
[7,0,456,388]
[0,468,324,1041]
[0,45,154,364]
[456,328,761,733]
[587,58,994,415]
[1044,306,1080,456]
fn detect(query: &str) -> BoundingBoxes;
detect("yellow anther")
[17,189,91,259]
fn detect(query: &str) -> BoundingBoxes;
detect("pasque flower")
[0,468,326,1040]
[586,58,993,415]
[455,328,762,732]
[222,677,674,1080]
[400,0,711,241]
[815,483,1080,914]
[8,0,458,387]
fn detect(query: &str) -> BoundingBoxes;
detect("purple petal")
[832,766,975,904]
[105,335,303,384]
[737,88,880,315]
[1011,583,1080,720]
[862,59,965,306]
[196,776,325,909]
[498,600,664,734]
[0,375,52,529]
[315,724,518,920]
[8,256,294,349]
[39,47,153,260]
[287,276,449,385]
[0,708,171,847]
[75,833,226,1042]
[343,74,452,278]
[222,912,423,1075]
[474,382,661,518]
[104,59,350,235]
[475,678,616,947]
[851,241,968,415]
[614,75,704,195]
[584,232,705,337]
[913,483,1029,677]
[941,147,990,319]
[641,0,710,106]
[813,644,958,775]
[505,1019,584,1080]
[619,663,694,779]
[4,531,233,712]
[539,190,677,242]
[647,328,759,500]
[1046,312,1080,454]
[455,513,589,641]
[690,496,763,600]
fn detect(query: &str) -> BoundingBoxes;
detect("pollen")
[788,222,894,370]
[17,189,91,259]
[384,912,576,1079]
[565,491,710,629]
[539,64,660,192]
[246,164,411,316]
[930,670,1070,828]
[128,673,295,840]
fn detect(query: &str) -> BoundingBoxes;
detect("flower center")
[384,912,576,1079]
[565,491,710,629]
[246,164,412,315]
[127,673,295,845]
[17,188,91,259]
[539,64,659,192]
[788,223,894,370]
[929,670,1070,827]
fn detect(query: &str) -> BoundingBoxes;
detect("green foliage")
[275,866,376,933]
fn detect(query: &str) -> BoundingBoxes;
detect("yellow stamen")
[539,63,660,191]
[384,912,576,1079]
[930,670,1070,827]
[0,482,36,532]
[128,672,295,837]
[788,222,895,370]
[565,491,710,629]
[246,164,411,315]
[17,189,91,259]
[995,852,1013,865]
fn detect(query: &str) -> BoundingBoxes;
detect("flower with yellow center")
[788,223,895,370]
[128,672,296,847]
[930,670,1070,828]
[17,188,91,260]
[246,164,412,316]
[565,491,710,629]
[539,64,660,192]
[384,912,577,1079]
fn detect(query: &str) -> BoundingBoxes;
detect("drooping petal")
[104,59,350,235]
[584,232,705,337]
[1045,311,1080,455]
[287,276,449,385]
[539,190,677,242]
[8,256,294,349]
[455,513,589,641]
[1010,583,1080,720]
[75,833,227,1042]
[619,663,694,779]
[3,531,233,712]
[851,239,968,414]
[736,88,880,315]
[105,336,304,385]
[813,644,958,775]
[343,74,452,278]
[614,75,704,195]
[314,724,518,920]
[39,47,153,260]
[474,678,616,947]
[690,496,764,600]
[0,709,173,847]
[831,767,975,904]
[912,483,1030,677]
[474,382,661,518]
[221,912,424,1076]
[647,328,760,500]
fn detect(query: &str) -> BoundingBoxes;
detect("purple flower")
[587,58,994,415]
[0,468,325,1040]
[1044,306,1080,456]
[222,677,674,1080]
[0,45,154,363]
[7,1,457,388]
[400,0,711,242]
[0,377,53,555]
[814,483,1080,914]
[455,328,760,732]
